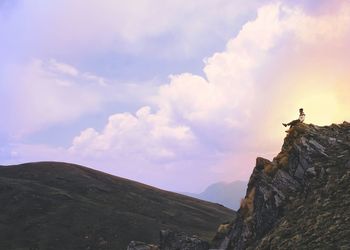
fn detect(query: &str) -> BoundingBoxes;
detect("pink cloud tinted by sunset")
[1,0,350,192]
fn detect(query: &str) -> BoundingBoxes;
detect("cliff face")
[215,122,350,249]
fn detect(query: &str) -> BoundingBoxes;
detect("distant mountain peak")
[197,180,248,210]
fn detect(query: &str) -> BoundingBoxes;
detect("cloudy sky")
[1,0,349,192]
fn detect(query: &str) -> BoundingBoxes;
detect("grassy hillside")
[0,162,234,250]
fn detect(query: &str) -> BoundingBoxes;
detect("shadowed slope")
[0,162,234,250]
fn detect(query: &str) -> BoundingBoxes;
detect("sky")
[1,0,350,193]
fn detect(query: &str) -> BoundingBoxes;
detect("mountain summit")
[213,122,350,249]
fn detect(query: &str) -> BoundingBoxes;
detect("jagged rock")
[127,241,160,250]
[159,229,210,250]
[215,122,350,249]
[212,222,234,250]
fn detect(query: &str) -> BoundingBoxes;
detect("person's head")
[299,108,304,113]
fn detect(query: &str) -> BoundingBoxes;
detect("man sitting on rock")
[283,108,305,129]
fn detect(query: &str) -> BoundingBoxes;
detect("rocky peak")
[214,122,350,249]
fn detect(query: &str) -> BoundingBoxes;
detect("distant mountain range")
[0,162,234,250]
[183,181,247,210]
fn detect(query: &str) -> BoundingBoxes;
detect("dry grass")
[217,223,231,234]
[264,152,289,176]
[278,155,289,168]
[240,187,256,218]
[263,163,276,175]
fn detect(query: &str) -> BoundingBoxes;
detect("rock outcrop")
[127,241,160,250]
[127,230,210,250]
[214,122,350,249]
[159,230,210,250]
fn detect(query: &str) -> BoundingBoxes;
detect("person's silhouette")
[283,108,305,128]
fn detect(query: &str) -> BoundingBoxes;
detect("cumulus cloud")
[3,1,350,192]
[69,106,196,161]
[68,2,350,191]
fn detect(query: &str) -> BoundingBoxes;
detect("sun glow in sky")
[1,0,349,192]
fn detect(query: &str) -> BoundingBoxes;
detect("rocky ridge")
[214,122,350,249]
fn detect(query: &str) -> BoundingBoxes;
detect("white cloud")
[68,2,350,192]
[1,58,107,136]
[0,0,270,58]
[47,59,79,76]
[0,56,163,139]
[70,105,195,161]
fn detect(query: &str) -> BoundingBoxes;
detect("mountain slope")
[214,122,350,249]
[0,162,234,250]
